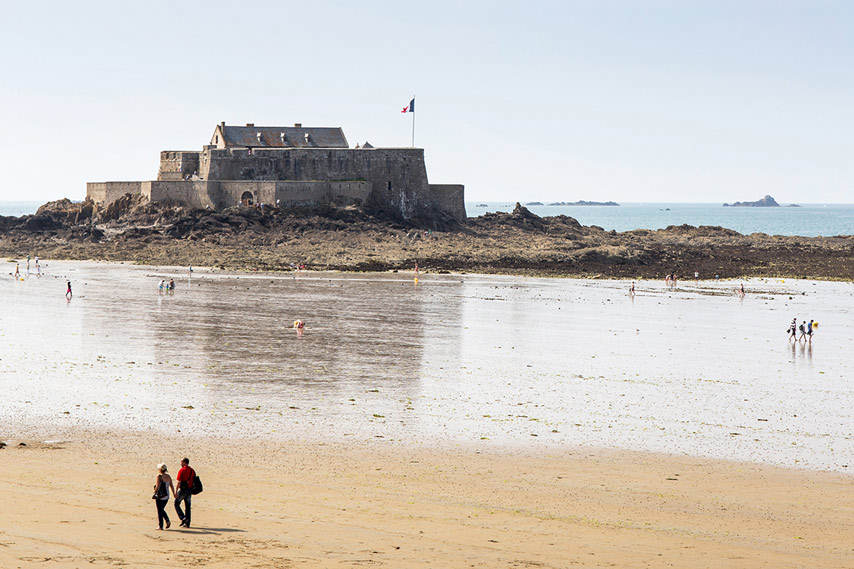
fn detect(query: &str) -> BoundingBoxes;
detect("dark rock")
[723,195,780,207]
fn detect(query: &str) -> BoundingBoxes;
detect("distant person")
[798,321,807,342]
[153,463,175,530]
[807,319,815,342]
[14,263,20,278]
[694,271,699,282]
[629,281,635,296]
[739,283,745,296]
[788,318,798,341]
[65,281,72,299]
[169,278,175,293]
[35,256,40,276]
[174,457,196,528]
[158,279,165,294]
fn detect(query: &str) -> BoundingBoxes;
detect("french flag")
[401,98,415,113]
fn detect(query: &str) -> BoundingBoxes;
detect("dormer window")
[280,132,286,144]
[304,133,311,143]
[256,132,263,144]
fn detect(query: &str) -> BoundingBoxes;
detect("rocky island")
[723,195,780,207]
[2,197,853,280]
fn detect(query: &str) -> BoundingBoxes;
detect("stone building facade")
[87,123,465,223]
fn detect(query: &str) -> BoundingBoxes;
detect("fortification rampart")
[139,180,371,209]
[87,124,465,224]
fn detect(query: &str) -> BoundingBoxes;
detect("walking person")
[788,318,797,341]
[153,463,176,530]
[65,281,72,299]
[798,321,807,342]
[174,457,196,528]
[807,319,815,342]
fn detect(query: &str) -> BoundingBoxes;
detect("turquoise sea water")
[3,201,852,237]
[467,202,854,237]
[0,201,42,217]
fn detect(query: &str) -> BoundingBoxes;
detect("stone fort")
[87,122,465,223]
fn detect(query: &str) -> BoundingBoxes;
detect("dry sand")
[1,433,852,568]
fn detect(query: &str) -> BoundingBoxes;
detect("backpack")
[191,475,203,495]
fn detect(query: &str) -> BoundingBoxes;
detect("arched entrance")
[240,191,254,206]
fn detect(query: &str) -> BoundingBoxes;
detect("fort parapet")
[87,123,465,223]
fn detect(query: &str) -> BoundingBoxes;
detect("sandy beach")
[1,433,853,568]
[2,261,853,567]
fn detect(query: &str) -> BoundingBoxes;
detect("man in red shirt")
[174,457,195,527]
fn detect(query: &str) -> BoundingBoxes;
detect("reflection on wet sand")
[2,262,853,471]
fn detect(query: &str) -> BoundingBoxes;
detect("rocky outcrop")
[723,195,780,207]
[2,196,854,280]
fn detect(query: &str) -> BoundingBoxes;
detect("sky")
[1,0,853,204]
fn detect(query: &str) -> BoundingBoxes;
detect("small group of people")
[664,273,678,287]
[788,318,817,342]
[12,255,41,281]
[152,457,197,530]
[158,279,175,294]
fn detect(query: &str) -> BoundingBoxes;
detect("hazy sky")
[1,1,852,204]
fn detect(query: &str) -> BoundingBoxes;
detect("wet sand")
[3,261,853,470]
[2,261,854,566]
[1,433,853,568]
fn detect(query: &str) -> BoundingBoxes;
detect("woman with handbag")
[153,463,176,530]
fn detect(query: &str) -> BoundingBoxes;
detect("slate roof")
[214,125,349,148]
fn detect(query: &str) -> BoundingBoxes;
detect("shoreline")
[1,430,852,568]
[2,201,854,280]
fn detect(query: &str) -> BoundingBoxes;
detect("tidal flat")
[2,261,853,471]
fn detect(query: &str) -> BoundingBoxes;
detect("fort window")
[240,191,254,206]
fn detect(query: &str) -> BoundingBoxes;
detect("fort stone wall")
[199,147,435,220]
[88,128,465,224]
[426,184,467,220]
[157,151,200,181]
[87,182,145,204]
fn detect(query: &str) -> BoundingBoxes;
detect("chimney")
[294,123,302,128]
[246,123,254,127]
[220,121,225,127]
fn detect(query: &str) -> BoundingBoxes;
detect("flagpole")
[411,94,416,147]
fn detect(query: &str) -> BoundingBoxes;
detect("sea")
[3,200,853,237]
[467,202,854,237]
